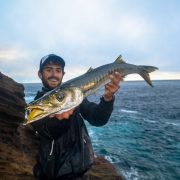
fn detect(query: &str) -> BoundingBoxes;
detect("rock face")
[85,156,124,180]
[0,72,39,179]
[0,72,124,180]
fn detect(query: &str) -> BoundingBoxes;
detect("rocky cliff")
[0,72,124,180]
[0,72,39,180]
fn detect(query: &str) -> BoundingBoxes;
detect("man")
[32,54,121,180]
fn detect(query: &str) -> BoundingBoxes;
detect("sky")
[0,0,180,83]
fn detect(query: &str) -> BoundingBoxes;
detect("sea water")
[24,80,180,180]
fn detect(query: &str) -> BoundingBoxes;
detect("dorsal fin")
[114,55,126,64]
[86,67,94,73]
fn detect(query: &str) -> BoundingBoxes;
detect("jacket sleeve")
[79,96,115,126]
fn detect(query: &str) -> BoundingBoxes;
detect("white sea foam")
[120,109,139,114]
[143,118,156,123]
[104,155,113,163]
[165,122,180,126]
[122,167,139,180]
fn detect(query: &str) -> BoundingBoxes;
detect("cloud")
[0,48,37,83]
[125,71,180,81]
[1,0,154,51]
[63,66,88,82]
[151,71,180,80]
[5,68,38,83]
[0,49,27,61]
[0,0,180,82]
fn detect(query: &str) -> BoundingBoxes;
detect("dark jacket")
[32,87,114,179]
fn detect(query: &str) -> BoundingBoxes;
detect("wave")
[120,109,139,114]
[165,122,180,126]
[142,118,156,124]
[122,167,139,180]
[104,155,113,163]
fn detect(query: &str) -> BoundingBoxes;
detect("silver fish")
[25,55,158,124]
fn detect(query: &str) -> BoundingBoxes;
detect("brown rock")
[0,72,25,122]
[0,72,124,180]
[0,72,38,179]
[85,156,125,180]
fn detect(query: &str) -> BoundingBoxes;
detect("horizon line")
[22,79,180,84]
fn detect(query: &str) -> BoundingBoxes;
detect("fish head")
[25,87,84,124]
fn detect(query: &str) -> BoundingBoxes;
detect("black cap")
[39,54,65,71]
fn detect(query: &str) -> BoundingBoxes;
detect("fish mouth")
[24,87,84,125]
[25,106,48,124]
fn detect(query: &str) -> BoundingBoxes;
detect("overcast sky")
[0,0,180,83]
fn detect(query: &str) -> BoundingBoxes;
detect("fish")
[25,55,158,124]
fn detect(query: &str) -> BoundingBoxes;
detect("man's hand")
[103,72,121,101]
[49,109,75,120]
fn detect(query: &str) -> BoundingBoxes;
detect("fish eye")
[57,93,65,101]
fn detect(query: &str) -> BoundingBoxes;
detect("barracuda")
[25,55,158,124]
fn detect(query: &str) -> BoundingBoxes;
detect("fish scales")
[61,63,121,95]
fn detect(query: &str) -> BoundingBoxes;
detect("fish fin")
[138,66,158,87]
[86,67,94,73]
[114,55,126,64]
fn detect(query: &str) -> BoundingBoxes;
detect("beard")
[41,76,62,90]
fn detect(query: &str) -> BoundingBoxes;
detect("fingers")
[61,109,74,119]
[107,72,121,92]
[49,114,55,118]
[103,72,121,101]
[50,108,75,120]
[105,83,120,93]
[109,72,121,85]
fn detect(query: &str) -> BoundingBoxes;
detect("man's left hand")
[103,72,121,101]
[49,109,75,120]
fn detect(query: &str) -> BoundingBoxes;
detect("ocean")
[24,80,180,180]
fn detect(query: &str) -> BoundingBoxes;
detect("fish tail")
[138,66,158,87]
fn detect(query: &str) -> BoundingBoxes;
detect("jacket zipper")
[49,139,54,156]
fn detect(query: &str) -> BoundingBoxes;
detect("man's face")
[39,62,64,90]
